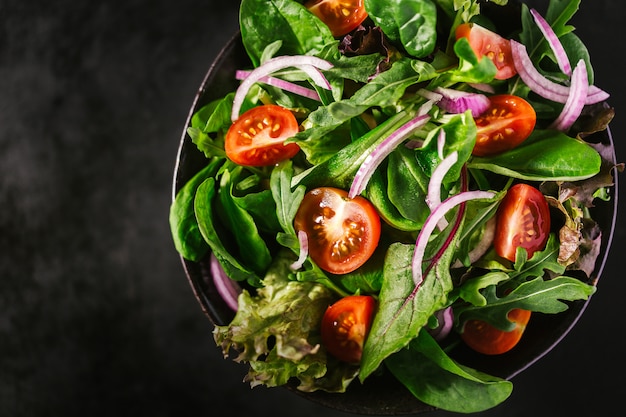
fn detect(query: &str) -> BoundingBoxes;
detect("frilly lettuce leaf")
[213,251,358,392]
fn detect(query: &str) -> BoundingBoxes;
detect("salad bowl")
[171,1,618,414]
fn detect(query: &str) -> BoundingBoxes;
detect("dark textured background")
[1,0,624,416]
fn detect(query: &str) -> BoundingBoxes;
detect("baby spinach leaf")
[232,189,282,234]
[385,331,513,413]
[239,0,337,67]
[468,129,601,181]
[365,0,438,58]
[386,147,430,225]
[218,169,272,275]
[366,167,422,232]
[194,177,261,285]
[169,158,224,261]
[270,160,305,235]
[415,112,477,182]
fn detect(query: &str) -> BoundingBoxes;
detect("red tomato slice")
[472,94,536,157]
[225,104,300,166]
[321,295,375,363]
[294,187,381,274]
[494,183,551,262]
[305,0,368,37]
[461,308,532,355]
[455,22,517,80]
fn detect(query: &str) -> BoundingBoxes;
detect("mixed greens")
[170,0,619,412]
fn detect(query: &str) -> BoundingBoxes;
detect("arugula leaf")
[386,331,513,413]
[455,275,596,331]
[510,233,566,282]
[458,271,510,307]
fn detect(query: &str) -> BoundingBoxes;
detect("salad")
[169,0,620,413]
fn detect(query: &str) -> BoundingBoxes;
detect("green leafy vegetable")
[468,129,602,181]
[386,331,513,413]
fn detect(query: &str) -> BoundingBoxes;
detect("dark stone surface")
[1,0,624,416]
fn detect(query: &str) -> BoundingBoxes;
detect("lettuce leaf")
[213,252,358,392]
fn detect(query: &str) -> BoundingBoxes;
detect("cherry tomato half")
[494,183,551,262]
[321,295,375,363]
[305,0,368,37]
[455,22,517,80]
[294,187,381,274]
[225,104,300,166]
[461,308,532,355]
[472,94,536,157]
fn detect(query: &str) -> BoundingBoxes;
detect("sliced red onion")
[290,230,309,271]
[348,114,430,199]
[427,306,454,341]
[231,55,333,121]
[210,252,242,312]
[426,150,458,231]
[235,70,321,101]
[468,83,495,94]
[417,88,443,102]
[530,8,571,76]
[511,40,608,105]
[451,216,496,268]
[298,64,332,91]
[549,59,588,131]
[436,128,445,160]
[412,190,496,287]
[433,87,491,117]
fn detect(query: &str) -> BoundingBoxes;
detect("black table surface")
[2,1,624,416]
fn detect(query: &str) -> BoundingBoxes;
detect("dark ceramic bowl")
[171,3,618,414]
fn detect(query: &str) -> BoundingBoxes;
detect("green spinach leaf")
[239,0,337,67]
[365,0,438,58]
[169,158,224,261]
[385,331,513,413]
[468,129,601,181]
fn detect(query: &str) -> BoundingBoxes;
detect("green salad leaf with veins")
[169,0,619,412]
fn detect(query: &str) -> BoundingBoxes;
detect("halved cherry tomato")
[225,104,300,166]
[494,183,550,262]
[305,0,368,37]
[455,22,516,80]
[321,295,375,363]
[294,187,381,274]
[461,308,532,355]
[472,94,536,157]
